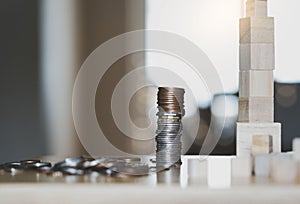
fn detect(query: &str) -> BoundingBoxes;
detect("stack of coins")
[156,87,185,169]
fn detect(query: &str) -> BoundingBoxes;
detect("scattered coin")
[0,156,149,177]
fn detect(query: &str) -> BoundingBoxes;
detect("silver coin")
[112,163,149,176]
[58,167,85,175]
[3,162,24,174]
[110,157,141,163]
[21,159,41,165]
[24,161,52,170]
[37,166,53,174]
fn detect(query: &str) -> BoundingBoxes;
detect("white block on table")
[254,154,271,177]
[231,157,252,178]
[292,138,300,161]
[246,0,268,17]
[252,135,273,155]
[238,97,273,122]
[240,17,274,44]
[236,122,281,157]
[271,154,297,183]
[240,43,274,70]
[239,70,274,98]
[208,157,231,189]
[188,158,208,181]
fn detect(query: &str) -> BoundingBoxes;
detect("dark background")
[0,0,46,162]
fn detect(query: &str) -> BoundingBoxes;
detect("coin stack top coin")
[156,87,185,169]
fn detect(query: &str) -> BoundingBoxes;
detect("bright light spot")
[146,0,300,108]
[146,0,242,108]
[211,95,238,118]
[269,0,300,83]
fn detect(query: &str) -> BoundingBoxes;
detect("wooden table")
[1,156,300,204]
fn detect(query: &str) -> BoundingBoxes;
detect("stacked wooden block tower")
[237,0,281,157]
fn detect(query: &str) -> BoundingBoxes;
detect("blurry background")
[0,0,299,163]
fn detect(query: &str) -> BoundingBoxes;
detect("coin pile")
[156,87,185,169]
[0,157,149,177]
[0,160,51,175]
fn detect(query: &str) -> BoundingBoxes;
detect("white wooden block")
[254,154,271,177]
[252,135,273,155]
[240,43,274,70]
[246,0,268,17]
[292,138,300,161]
[239,70,274,98]
[240,17,274,44]
[208,157,231,189]
[238,97,274,122]
[231,157,252,178]
[236,122,281,157]
[271,154,297,183]
[188,158,208,181]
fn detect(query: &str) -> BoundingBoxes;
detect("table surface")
[1,155,300,204]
